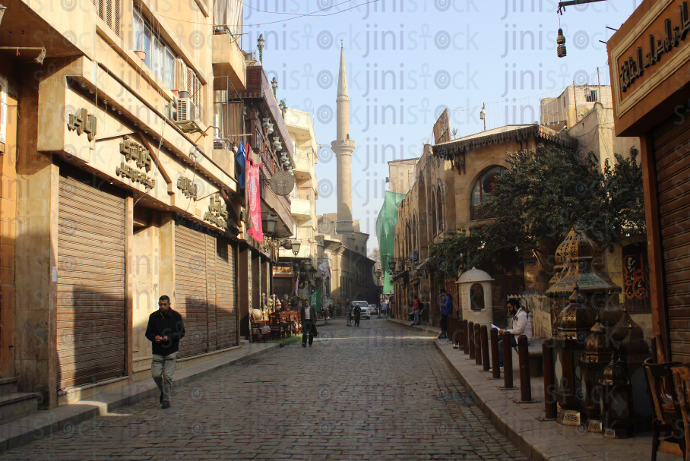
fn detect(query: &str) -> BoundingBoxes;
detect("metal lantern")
[599,352,634,438]
[291,241,301,256]
[388,259,397,273]
[262,118,270,131]
[579,315,612,432]
[267,123,274,135]
[557,28,567,58]
[262,215,277,236]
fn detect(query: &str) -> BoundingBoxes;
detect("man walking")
[145,295,185,409]
[438,289,453,340]
[345,299,353,327]
[353,304,361,327]
[497,298,532,370]
[301,300,318,347]
[411,295,421,326]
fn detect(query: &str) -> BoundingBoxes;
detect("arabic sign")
[177,175,198,200]
[67,108,97,142]
[115,135,155,189]
[203,194,228,230]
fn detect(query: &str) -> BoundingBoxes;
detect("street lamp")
[262,214,277,237]
[557,28,567,58]
[291,241,301,256]
[387,259,397,274]
[271,77,278,97]
[257,34,265,63]
[479,103,486,131]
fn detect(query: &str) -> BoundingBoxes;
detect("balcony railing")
[289,190,312,201]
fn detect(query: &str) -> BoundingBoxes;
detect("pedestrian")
[145,295,185,409]
[345,299,353,327]
[381,300,388,316]
[496,298,533,370]
[353,303,361,327]
[411,295,421,326]
[438,289,453,340]
[301,299,318,347]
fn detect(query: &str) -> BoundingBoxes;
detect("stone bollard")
[463,320,469,355]
[481,326,490,372]
[503,332,514,388]
[518,335,532,402]
[468,322,475,359]
[474,324,482,366]
[491,328,500,379]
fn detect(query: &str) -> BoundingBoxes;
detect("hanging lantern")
[557,28,566,58]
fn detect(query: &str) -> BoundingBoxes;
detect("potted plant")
[134,50,146,61]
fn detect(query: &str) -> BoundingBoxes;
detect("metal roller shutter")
[175,224,208,358]
[205,234,217,351]
[57,172,126,389]
[215,238,238,349]
[653,117,690,361]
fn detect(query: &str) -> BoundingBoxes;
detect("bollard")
[543,339,557,419]
[503,332,514,388]
[474,324,482,366]
[481,326,490,372]
[468,322,475,359]
[518,335,532,402]
[490,328,500,379]
[463,320,470,355]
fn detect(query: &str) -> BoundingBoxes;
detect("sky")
[239,0,642,251]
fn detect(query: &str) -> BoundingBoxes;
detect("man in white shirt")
[497,298,532,369]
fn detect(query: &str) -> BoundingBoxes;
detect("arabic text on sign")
[67,108,97,142]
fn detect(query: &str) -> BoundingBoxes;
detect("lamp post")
[291,241,301,257]
[257,34,265,64]
[262,214,277,237]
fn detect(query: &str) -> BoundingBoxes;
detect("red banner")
[246,152,263,242]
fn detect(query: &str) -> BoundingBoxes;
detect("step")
[0,393,39,425]
[0,378,17,395]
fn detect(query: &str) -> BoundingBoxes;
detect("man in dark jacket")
[300,300,318,347]
[353,304,361,327]
[438,289,454,340]
[145,295,185,409]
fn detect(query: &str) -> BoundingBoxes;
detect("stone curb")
[0,342,280,454]
[387,316,442,335]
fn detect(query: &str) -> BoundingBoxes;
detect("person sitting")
[497,298,533,370]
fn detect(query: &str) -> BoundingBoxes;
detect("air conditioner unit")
[174,97,202,133]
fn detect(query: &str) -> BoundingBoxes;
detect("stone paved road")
[2,319,527,461]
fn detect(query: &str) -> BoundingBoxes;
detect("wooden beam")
[135,132,174,196]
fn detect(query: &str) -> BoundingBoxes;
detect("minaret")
[332,44,355,235]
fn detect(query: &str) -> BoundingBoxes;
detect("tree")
[368,248,381,263]
[429,144,645,280]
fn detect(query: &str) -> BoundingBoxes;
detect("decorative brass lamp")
[599,352,634,438]
[579,315,612,432]
[546,221,623,426]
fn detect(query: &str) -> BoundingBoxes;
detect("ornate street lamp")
[557,28,566,58]
[479,103,486,131]
[262,214,277,237]
[387,259,397,274]
[291,241,301,256]
[257,34,265,63]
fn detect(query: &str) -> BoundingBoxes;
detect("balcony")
[292,152,313,177]
[470,205,494,221]
[212,28,246,91]
[290,191,311,218]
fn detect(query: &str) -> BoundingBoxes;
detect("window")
[133,10,178,91]
[585,89,597,103]
[470,166,507,220]
[469,283,485,311]
[93,0,122,37]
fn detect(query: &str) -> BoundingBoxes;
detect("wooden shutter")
[653,117,690,361]
[215,238,238,349]
[175,223,208,358]
[57,172,126,389]
[206,234,217,351]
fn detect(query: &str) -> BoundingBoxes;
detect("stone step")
[0,393,39,425]
[0,378,17,395]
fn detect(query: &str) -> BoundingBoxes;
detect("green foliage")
[429,144,645,280]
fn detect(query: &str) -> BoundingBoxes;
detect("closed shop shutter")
[205,234,217,351]
[175,223,208,358]
[57,172,126,389]
[653,117,690,361]
[215,238,238,349]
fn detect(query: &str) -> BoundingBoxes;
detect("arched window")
[431,191,437,235]
[470,166,507,220]
[469,283,485,311]
[437,183,444,233]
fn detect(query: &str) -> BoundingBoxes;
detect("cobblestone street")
[3,319,526,461]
